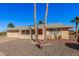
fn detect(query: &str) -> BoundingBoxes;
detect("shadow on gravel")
[65,43,79,50]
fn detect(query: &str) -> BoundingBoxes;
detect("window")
[21,30,30,34]
[51,28,54,31]
[56,28,59,31]
[32,30,35,34]
[31,29,43,35]
[38,29,42,35]
[47,28,54,31]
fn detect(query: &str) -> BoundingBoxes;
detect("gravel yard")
[0,37,79,56]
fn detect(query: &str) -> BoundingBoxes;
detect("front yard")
[0,37,79,56]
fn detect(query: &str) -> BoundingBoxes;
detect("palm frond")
[75,16,79,20]
[70,20,75,22]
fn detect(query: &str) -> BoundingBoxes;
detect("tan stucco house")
[7,24,73,40]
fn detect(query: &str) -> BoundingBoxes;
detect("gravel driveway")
[0,37,79,56]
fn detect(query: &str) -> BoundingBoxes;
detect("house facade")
[7,24,73,40]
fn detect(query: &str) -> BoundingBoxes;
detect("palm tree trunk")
[44,3,48,41]
[76,23,78,41]
[34,3,38,41]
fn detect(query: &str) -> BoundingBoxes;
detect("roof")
[7,24,73,30]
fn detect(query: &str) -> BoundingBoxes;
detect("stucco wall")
[7,32,31,39]
[46,31,55,39]
[61,31,69,39]
[20,34,31,39]
[7,29,69,39]
[38,35,44,40]
[32,35,44,40]
[7,32,20,38]
[45,31,69,39]
[32,28,44,40]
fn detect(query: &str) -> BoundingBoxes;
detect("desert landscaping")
[0,3,78,56]
[0,36,78,56]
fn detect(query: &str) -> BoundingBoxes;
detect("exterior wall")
[46,31,62,39]
[7,28,70,39]
[20,34,31,39]
[38,28,44,40]
[38,35,44,40]
[61,31,69,39]
[7,29,44,40]
[20,29,31,39]
[46,31,55,39]
[7,31,31,39]
[32,28,44,40]
[7,32,20,38]
[31,35,44,40]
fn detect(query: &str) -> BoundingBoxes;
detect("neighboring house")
[7,24,73,40]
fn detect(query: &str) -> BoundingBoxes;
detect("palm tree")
[34,3,38,41]
[44,3,48,41]
[71,16,79,42]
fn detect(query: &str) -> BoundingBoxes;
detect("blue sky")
[0,3,79,31]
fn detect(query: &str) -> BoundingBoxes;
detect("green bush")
[0,32,7,36]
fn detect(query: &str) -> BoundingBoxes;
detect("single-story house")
[7,24,73,40]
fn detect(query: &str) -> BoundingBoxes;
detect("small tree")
[39,20,44,25]
[7,23,15,28]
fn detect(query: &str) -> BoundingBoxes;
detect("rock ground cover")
[0,37,78,56]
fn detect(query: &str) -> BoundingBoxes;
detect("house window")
[21,30,30,34]
[38,29,43,35]
[32,30,35,34]
[51,28,54,31]
[31,29,43,35]
[47,28,54,31]
[56,28,60,31]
